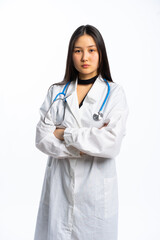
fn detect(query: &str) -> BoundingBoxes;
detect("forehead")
[74,34,97,48]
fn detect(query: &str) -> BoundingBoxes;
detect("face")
[72,34,99,80]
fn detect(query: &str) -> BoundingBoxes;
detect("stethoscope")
[44,78,110,126]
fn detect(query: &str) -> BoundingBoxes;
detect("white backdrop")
[0,0,160,239]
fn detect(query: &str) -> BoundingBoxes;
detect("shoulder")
[99,77,128,109]
[48,82,65,92]
[98,75,123,91]
[107,82,129,114]
[95,76,127,102]
[47,80,76,99]
[46,82,66,98]
[107,81,127,98]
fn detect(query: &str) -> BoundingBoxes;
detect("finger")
[99,122,109,129]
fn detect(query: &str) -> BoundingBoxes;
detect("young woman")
[34,25,129,240]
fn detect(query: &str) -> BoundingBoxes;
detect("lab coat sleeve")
[63,85,129,158]
[35,86,81,159]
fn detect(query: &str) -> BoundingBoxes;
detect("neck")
[78,74,98,85]
[78,72,98,80]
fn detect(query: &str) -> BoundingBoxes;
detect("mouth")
[81,64,90,68]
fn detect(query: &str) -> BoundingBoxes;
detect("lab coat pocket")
[104,176,118,219]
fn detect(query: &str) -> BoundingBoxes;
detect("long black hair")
[54,24,113,85]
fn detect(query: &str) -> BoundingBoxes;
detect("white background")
[0,0,160,239]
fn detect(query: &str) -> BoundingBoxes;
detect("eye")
[89,49,95,52]
[74,49,81,53]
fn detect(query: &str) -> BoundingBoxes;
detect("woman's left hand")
[53,128,65,141]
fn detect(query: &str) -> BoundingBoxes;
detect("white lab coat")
[34,75,129,240]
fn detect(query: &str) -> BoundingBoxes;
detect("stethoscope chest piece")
[93,112,103,121]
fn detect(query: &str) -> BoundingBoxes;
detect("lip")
[82,64,90,68]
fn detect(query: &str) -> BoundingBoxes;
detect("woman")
[34,25,129,240]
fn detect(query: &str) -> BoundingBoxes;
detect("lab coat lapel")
[85,75,106,104]
[66,79,82,127]
[65,76,106,127]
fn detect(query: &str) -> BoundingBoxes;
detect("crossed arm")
[53,124,108,156]
[53,123,108,141]
[36,85,128,159]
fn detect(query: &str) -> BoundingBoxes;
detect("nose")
[81,50,88,62]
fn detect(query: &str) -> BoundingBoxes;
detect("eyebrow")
[74,45,96,48]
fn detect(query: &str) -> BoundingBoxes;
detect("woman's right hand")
[53,128,65,141]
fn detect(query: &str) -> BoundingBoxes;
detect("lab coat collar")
[85,75,106,103]
[66,75,106,127]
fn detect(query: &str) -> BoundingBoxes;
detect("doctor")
[34,25,129,240]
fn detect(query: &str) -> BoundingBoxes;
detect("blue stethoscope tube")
[92,79,110,121]
[99,79,110,112]
[53,81,70,101]
[44,78,110,124]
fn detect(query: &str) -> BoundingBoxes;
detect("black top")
[78,75,98,107]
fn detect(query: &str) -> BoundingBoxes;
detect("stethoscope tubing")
[53,81,71,102]
[44,78,110,124]
[99,79,110,112]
